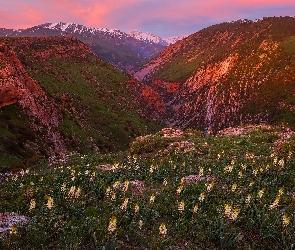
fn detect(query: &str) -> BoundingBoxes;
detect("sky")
[1,0,295,37]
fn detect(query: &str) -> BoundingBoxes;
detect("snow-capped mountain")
[1,22,172,72]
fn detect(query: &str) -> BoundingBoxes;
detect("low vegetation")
[0,125,294,249]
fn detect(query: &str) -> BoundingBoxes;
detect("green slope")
[0,37,161,170]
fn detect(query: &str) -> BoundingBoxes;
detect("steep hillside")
[135,17,295,132]
[0,23,169,72]
[0,37,162,170]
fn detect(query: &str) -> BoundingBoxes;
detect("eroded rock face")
[0,42,66,155]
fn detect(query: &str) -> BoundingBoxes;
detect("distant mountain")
[0,36,163,170]
[0,23,185,72]
[134,16,295,132]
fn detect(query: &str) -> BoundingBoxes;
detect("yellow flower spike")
[257,188,266,199]
[176,184,184,195]
[245,194,252,205]
[75,187,81,198]
[249,180,255,187]
[199,192,205,202]
[122,180,129,193]
[178,200,185,213]
[269,196,280,210]
[224,202,231,217]
[278,187,284,196]
[46,196,54,209]
[68,186,76,198]
[108,216,117,233]
[10,224,17,235]
[199,167,204,176]
[231,207,240,221]
[61,183,66,192]
[163,178,168,187]
[159,222,167,237]
[134,203,139,213]
[231,183,237,192]
[105,186,111,198]
[111,191,116,201]
[113,181,121,189]
[120,198,129,210]
[193,204,199,213]
[29,199,36,213]
[282,214,291,227]
[150,193,155,204]
[206,181,214,192]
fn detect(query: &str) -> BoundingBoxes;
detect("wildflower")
[178,200,185,213]
[30,182,34,186]
[257,188,266,199]
[278,187,284,196]
[71,176,75,181]
[206,181,214,192]
[249,180,255,187]
[150,193,155,204]
[85,170,89,175]
[75,187,81,198]
[10,224,17,235]
[46,196,54,209]
[238,170,243,179]
[122,180,129,193]
[273,157,278,165]
[282,214,291,227]
[231,207,240,221]
[180,177,185,185]
[139,220,143,230]
[12,175,18,181]
[245,194,252,205]
[120,198,129,210]
[199,192,205,202]
[163,178,168,186]
[113,181,121,189]
[111,191,116,201]
[68,186,76,198]
[159,222,167,237]
[105,186,111,198]
[108,216,117,233]
[149,165,154,173]
[231,183,237,192]
[176,184,184,195]
[90,172,96,182]
[25,169,29,174]
[278,158,284,168]
[134,203,139,213]
[224,164,233,173]
[19,183,23,188]
[193,204,199,213]
[199,167,204,176]
[252,168,258,176]
[269,196,280,210]
[29,199,36,212]
[20,169,25,177]
[224,202,231,217]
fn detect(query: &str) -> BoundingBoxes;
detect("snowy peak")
[164,35,188,45]
[128,30,168,46]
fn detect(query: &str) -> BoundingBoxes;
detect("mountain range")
[0,22,186,72]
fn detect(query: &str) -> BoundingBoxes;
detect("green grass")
[0,125,294,249]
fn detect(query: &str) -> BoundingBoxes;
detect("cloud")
[1,0,295,36]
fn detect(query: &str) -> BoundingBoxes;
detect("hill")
[134,17,295,132]
[0,36,162,171]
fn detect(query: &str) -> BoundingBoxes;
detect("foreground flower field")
[0,125,294,249]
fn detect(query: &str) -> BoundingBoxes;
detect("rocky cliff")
[134,17,295,132]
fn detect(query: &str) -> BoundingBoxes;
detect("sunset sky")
[1,0,295,37]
